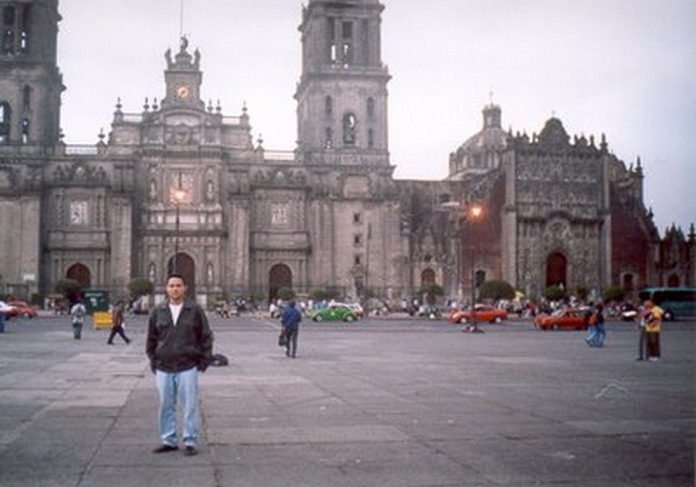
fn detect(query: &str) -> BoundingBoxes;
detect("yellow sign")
[93,311,112,329]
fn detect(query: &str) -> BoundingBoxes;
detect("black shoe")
[107,342,114,345]
[153,444,178,454]
[184,445,197,456]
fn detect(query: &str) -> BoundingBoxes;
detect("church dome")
[448,103,508,179]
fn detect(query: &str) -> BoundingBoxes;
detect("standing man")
[281,300,302,358]
[146,273,214,456]
[642,300,663,362]
[70,298,87,340]
[107,302,131,345]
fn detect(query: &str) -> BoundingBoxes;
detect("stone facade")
[0,0,693,307]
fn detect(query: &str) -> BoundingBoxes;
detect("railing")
[64,145,99,155]
[263,150,296,162]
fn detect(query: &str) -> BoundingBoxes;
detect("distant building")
[0,0,692,306]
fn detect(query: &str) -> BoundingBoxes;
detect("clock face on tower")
[175,84,191,100]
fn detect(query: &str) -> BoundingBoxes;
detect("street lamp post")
[466,203,484,333]
[172,174,187,275]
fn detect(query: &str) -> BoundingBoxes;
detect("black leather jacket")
[146,299,214,373]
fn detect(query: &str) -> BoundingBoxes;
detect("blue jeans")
[594,323,606,347]
[155,367,199,447]
[586,323,606,347]
[284,326,298,357]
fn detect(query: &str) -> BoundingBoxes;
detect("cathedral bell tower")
[295,0,390,166]
[0,0,62,146]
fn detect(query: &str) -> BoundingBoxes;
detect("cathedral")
[0,0,693,307]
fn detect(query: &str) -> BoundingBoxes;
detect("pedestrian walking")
[590,304,606,347]
[584,303,597,346]
[146,273,214,457]
[280,300,302,358]
[642,300,663,361]
[107,302,131,345]
[70,299,87,340]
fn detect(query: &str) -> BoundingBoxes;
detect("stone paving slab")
[0,315,693,486]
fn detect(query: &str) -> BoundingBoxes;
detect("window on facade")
[324,96,333,118]
[0,102,11,141]
[330,44,338,64]
[21,118,28,144]
[20,5,29,54]
[353,212,361,224]
[622,273,634,292]
[342,43,352,67]
[353,234,362,246]
[327,18,337,64]
[19,29,26,53]
[475,270,486,287]
[367,128,374,149]
[343,113,357,146]
[421,268,436,287]
[341,22,353,67]
[3,6,14,26]
[354,254,362,266]
[2,7,14,56]
[367,97,375,118]
[324,127,333,149]
[2,28,13,55]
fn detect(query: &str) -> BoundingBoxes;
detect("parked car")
[309,304,359,322]
[449,304,508,324]
[6,300,37,318]
[534,308,588,330]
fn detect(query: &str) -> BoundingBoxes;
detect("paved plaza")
[0,313,693,486]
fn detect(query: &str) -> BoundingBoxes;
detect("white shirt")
[169,302,183,326]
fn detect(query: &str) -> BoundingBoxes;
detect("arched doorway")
[269,264,292,303]
[66,263,91,288]
[168,253,196,297]
[420,268,436,287]
[546,252,567,288]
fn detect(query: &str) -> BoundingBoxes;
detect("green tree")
[604,285,625,303]
[54,279,83,303]
[277,287,296,301]
[478,280,516,301]
[128,277,154,299]
[575,286,589,301]
[543,285,566,302]
[311,287,342,302]
[419,284,444,305]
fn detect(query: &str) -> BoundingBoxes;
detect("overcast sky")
[57,0,695,233]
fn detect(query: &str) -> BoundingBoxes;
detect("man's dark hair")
[167,272,186,284]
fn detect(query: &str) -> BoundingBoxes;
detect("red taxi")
[534,308,587,330]
[449,305,508,324]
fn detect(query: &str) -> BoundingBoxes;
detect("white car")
[0,300,15,313]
